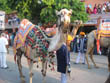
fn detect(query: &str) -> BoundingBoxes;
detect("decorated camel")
[85,29,110,83]
[85,30,110,69]
[85,17,110,70]
[13,9,74,83]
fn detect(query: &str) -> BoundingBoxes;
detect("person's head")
[80,32,85,37]
[1,33,6,37]
[94,4,97,7]
[5,30,8,34]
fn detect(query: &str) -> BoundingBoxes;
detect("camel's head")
[56,9,72,32]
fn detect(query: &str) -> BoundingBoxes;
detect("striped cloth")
[25,25,49,57]
[98,19,110,37]
[13,19,35,54]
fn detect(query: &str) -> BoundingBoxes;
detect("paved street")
[0,47,109,83]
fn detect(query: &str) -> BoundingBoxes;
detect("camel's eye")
[57,14,61,17]
[68,12,72,16]
[60,12,65,17]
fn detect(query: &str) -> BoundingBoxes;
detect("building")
[0,11,5,30]
[0,11,20,33]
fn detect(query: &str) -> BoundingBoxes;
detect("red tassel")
[51,67,55,71]
[97,40,100,53]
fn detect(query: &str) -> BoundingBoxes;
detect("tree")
[4,0,88,25]
[6,0,46,23]
[0,0,12,13]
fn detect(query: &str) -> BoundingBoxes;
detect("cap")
[80,32,85,36]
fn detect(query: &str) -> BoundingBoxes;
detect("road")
[0,47,109,83]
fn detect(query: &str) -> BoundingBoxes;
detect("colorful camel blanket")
[13,19,51,57]
[26,26,55,70]
[26,25,49,57]
[13,19,35,54]
[98,19,110,37]
[96,19,110,53]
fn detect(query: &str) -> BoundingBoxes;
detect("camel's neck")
[48,28,65,52]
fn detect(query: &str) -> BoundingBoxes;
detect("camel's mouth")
[59,21,70,33]
[63,26,70,33]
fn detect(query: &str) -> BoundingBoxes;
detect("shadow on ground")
[0,60,60,83]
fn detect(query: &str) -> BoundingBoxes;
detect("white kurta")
[0,37,8,52]
[0,36,8,68]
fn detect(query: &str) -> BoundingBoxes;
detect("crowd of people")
[86,1,110,14]
[0,2,109,83]
[0,30,87,83]
[5,12,20,28]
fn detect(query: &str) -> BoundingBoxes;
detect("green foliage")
[40,0,88,24]
[0,0,12,13]
[0,0,88,24]
[6,0,43,23]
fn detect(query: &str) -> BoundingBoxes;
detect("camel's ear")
[69,9,72,15]
[80,20,83,24]
[56,10,60,16]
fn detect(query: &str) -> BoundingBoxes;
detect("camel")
[85,17,110,83]
[85,30,110,70]
[13,9,74,83]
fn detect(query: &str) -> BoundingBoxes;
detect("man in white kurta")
[0,33,8,69]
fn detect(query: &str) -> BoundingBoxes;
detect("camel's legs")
[16,49,25,83]
[42,60,47,83]
[108,50,110,71]
[29,60,34,83]
[89,48,99,68]
[85,47,92,69]
[28,47,35,83]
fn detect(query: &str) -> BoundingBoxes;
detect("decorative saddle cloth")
[98,19,110,37]
[26,25,49,57]
[13,19,35,54]
[13,19,54,59]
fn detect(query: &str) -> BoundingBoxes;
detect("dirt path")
[0,47,109,83]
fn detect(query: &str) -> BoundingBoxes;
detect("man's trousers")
[61,73,67,83]
[76,52,85,64]
[0,52,7,68]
